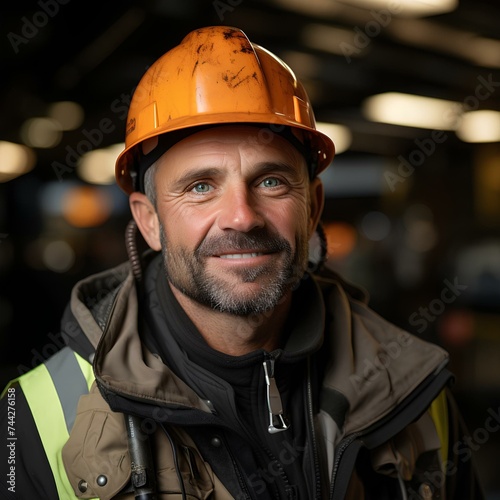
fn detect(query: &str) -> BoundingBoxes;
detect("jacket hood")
[61,261,132,360]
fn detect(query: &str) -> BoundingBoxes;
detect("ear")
[308,177,325,238]
[129,192,162,251]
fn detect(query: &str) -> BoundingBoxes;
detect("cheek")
[159,204,215,249]
[290,196,315,238]
[267,201,310,240]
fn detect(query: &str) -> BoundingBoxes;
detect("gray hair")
[143,162,158,208]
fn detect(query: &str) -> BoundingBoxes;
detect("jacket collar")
[315,272,449,434]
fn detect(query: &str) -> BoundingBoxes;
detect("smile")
[219,252,264,259]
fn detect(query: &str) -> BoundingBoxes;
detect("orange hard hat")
[115,26,335,194]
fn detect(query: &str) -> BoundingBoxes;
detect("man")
[0,26,484,499]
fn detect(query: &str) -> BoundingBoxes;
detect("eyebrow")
[170,167,222,191]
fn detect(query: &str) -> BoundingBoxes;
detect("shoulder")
[1,381,59,498]
[313,268,449,432]
[1,347,94,499]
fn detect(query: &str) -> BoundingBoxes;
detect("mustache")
[195,229,291,257]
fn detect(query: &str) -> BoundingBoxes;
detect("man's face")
[143,126,322,316]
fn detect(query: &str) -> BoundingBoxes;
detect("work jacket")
[0,254,484,499]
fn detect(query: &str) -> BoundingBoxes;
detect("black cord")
[125,219,143,283]
[161,424,187,500]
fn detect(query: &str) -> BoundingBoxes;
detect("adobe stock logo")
[409,278,467,334]
[408,405,500,498]
[7,0,71,54]
[385,73,500,192]
[340,2,402,63]
[213,0,243,21]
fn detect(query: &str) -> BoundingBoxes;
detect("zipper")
[98,325,296,498]
[261,448,296,500]
[263,355,290,434]
[328,432,361,499]
[306,357,323,500]
[220,433,253,500]
[260,353,297,498]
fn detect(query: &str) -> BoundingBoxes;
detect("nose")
[217,186,265,232]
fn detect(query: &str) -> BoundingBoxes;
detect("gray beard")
[159,226,307,316]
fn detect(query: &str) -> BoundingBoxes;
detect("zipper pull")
[263,358,290,434]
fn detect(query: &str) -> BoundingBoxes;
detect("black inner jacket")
[139,254,325,499]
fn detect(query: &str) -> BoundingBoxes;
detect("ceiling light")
[20,117,63,148]
[362,92,462,130]
[301,24,365,57]
[467,37,500,69]
[77,143,124,185]
[0,141,36,182]
[387,19,500,68]
[456,110,500,143]
[273,0,343,17]
[48,101,85,131]
[338,0,458,17]
[281,51,321,79]
[316,123,352,154]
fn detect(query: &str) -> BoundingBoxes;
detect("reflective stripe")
[429,389,449,465]
[75,351,96,392]
[17,347,96,499]
[45,347,91,433]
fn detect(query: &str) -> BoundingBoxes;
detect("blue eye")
[261,177,280,188]
[192,182,211,193]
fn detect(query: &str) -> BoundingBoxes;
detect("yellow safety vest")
[3,347,97,499]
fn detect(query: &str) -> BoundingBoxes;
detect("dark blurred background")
[1,0,499,496]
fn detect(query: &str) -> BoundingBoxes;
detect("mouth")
[219,252,266,260]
